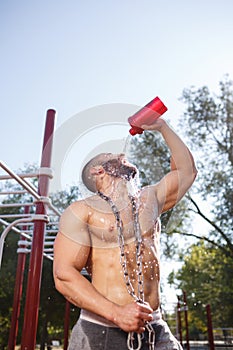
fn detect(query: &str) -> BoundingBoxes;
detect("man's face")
[101,154,137,181]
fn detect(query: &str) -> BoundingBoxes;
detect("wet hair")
[81,153,107,193]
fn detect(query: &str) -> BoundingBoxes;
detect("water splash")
[122,134,132,154]
[127,174,141,198]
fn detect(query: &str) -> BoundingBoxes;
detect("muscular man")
[53,118,197,350]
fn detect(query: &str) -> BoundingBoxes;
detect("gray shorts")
[68,310,182,350]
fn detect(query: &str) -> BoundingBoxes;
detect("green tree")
[0,232,18,349]
[179,75,233,257]
[169,241,233,335]
[168,75,233,335]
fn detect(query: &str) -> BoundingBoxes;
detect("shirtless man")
[53,118,197,350]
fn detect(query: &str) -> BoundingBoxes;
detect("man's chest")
[87,193,159,247]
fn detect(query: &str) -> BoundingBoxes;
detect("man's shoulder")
[66,195,101,212]
[59,196,98,229]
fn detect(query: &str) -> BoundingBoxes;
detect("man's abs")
[87,245,161,310]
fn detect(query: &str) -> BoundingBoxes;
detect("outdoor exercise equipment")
[177,291,215,350]
[0,110,64,349]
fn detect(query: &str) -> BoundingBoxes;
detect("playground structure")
[1,110,232,350]
[163,293,233,350]
[0,110,66,349]
[176,292,215,350]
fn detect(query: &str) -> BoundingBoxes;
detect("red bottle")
[128,96,168,135]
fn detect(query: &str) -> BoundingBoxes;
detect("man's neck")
[98,177,129,203]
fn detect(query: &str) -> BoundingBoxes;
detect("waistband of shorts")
[80,307,162,328]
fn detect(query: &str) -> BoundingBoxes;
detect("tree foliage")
[169,241,233,333]
[169,75,233,334]
[179,75,233,257]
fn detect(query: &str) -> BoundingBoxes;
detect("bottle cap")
[129,126,144,135]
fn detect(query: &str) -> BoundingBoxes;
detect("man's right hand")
[112,301,153,333]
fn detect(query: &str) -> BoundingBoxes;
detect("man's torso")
[84,187,161,310]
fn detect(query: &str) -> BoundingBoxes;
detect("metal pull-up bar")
[20,109,56,350]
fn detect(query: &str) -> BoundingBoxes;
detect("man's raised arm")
[142,118,197,213]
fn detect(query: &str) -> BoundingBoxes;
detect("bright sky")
[1,0,233,305]
[1,0,233,174]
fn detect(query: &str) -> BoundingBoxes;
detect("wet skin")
[84,187,161,310]
[53,120,197,333]
[57,179,161,308]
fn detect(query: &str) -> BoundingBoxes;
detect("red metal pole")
[20,110,56,350]
[8,207,29,350]
[206,304,215,350]
[183,290,190,350]
[177,297,183,346]
[63,300,71,350]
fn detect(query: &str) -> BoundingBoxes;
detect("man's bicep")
[53,231,90,273]
[155,170,189,213]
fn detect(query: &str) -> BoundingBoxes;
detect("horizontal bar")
[0,190,28,195]
[17,248,31,254]
[0,167,53,181]
[0,214,49,223]
[0,214,33,218]
[43,241,56,246]
[46,222,60,226]
[0,172,39,180]
[18,240,31,246]
[0,203,34,208]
